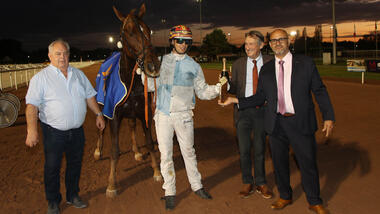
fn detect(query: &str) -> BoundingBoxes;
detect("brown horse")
[94,3,162,198]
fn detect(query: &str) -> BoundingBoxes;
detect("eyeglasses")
[269,37,288,43]
[175,38,192,45]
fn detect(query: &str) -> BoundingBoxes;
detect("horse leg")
[128,118,143,161]
[106,117,121,198]
[94,122,106,160]
[141,118,162,182]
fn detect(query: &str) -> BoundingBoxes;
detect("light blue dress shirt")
[245,53,263,97]
[26,64,97,131]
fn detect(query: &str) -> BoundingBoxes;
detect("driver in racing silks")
[141,25,227,210]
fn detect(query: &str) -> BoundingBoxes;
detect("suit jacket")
[239,54,335,135]
[228,55,272,126]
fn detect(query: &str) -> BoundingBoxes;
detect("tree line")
[1,27,379,64]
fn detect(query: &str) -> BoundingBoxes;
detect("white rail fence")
[0,61,98,90]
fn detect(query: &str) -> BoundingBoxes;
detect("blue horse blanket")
[95,52,127,119]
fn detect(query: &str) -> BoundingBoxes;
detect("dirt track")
[1,63,379,214]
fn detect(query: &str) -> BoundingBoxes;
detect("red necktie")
[277,60,286,115]
[252,59,258,95]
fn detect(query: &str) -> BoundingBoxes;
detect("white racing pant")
[154,111,203,196]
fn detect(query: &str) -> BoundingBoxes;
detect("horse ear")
[113,6,125,22]
[137,3,146,18]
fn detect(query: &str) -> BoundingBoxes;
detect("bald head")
[269,29,290,59]
[271,29,288,38]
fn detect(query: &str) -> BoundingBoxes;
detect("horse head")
[113,3,160,77]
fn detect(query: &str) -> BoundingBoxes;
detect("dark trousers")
[236,107,267,185]
[41,122,85,204]
[269,115,322,205]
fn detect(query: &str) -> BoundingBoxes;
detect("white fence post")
[0,73,2,90]
[9,72,13,88]
[14,71,18,90]
[26,70,29,86]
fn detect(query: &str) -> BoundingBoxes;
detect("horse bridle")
[119,15,153,72]
[118,15,158,128]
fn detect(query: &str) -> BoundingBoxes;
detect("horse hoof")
[106,188,117,198]
[153,175,162,182]
[134,153,143,161]
[94,149,102,160]
[153,172,162,182]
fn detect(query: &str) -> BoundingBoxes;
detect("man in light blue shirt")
[25,39,105,214]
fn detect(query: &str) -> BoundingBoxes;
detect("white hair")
[48,39,70,53]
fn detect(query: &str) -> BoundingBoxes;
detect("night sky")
[1,0,379,51]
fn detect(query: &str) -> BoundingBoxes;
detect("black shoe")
[195,188,212,199]
[47,202,60,214]
[66,196,88,208]
[161,195,175,210]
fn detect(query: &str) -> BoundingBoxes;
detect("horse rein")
[118,14,158,128]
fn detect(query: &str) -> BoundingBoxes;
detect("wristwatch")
[96,112,103,117]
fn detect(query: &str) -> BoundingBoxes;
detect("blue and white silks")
[143,53,220,115]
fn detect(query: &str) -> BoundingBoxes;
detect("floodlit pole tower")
[196,0,203,45]
[376,21,378,59]
[161,18,167,54]
[332,0,337,64]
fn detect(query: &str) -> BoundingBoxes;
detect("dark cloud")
[1,0,379,50]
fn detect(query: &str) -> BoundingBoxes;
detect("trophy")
[219,58,230,102]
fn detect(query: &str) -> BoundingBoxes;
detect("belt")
[277,113,295,117]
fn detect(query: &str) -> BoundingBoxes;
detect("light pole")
[290,31,297,53]
[376,21,378,59]
[161,18,167,54]
[304,30,307,56]
[332,0,337,64]
[354,24,356,58]
[227,32,231,42]
[196,0,202,45]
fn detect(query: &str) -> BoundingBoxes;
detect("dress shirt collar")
[49,64,72,76]
[275,51,292,65]
[248,53,262,64]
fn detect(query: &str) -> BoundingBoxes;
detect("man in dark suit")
[220,29,334,214]
[228,31,273,199]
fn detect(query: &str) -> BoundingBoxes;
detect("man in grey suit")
[228,31,273,199]
[220,29,334,214]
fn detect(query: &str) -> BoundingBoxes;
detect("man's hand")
[322,120,334,138]
[25,130,39,147]
[96,115,106,131]
[218,96,238,107]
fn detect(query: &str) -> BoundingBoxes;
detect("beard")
[272,46,288,57]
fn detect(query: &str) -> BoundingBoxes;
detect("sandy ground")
[1,63,379,214]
